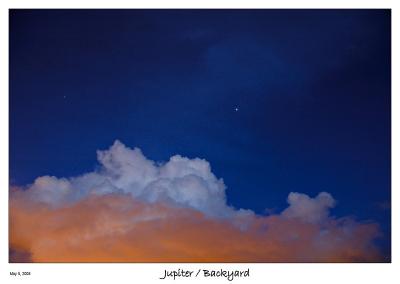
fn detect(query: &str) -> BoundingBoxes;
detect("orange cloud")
[9,192,383,263]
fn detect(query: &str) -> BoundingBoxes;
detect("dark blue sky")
[9,10,391,254]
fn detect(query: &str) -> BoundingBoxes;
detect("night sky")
[9,10,391,257]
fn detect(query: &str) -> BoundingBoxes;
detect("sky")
[9,9,391,262]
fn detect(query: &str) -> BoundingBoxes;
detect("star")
[234,107,239,112]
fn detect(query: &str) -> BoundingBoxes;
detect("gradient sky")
[9,9,391,257]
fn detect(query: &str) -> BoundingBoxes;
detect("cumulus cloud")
[282,192,336,224]
[9,140,384,262]
[24,140,235,218]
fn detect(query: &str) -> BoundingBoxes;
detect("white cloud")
[281,192,336,224]
[23,141,340,223]
[24,140,235,217]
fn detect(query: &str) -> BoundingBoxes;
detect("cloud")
[282,192,336,224]
[24,140,235,218]
[9,140,384,262]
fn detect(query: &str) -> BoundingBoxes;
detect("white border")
[1,1,397,284]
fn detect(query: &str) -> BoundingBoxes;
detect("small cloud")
[282,192,336,224]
